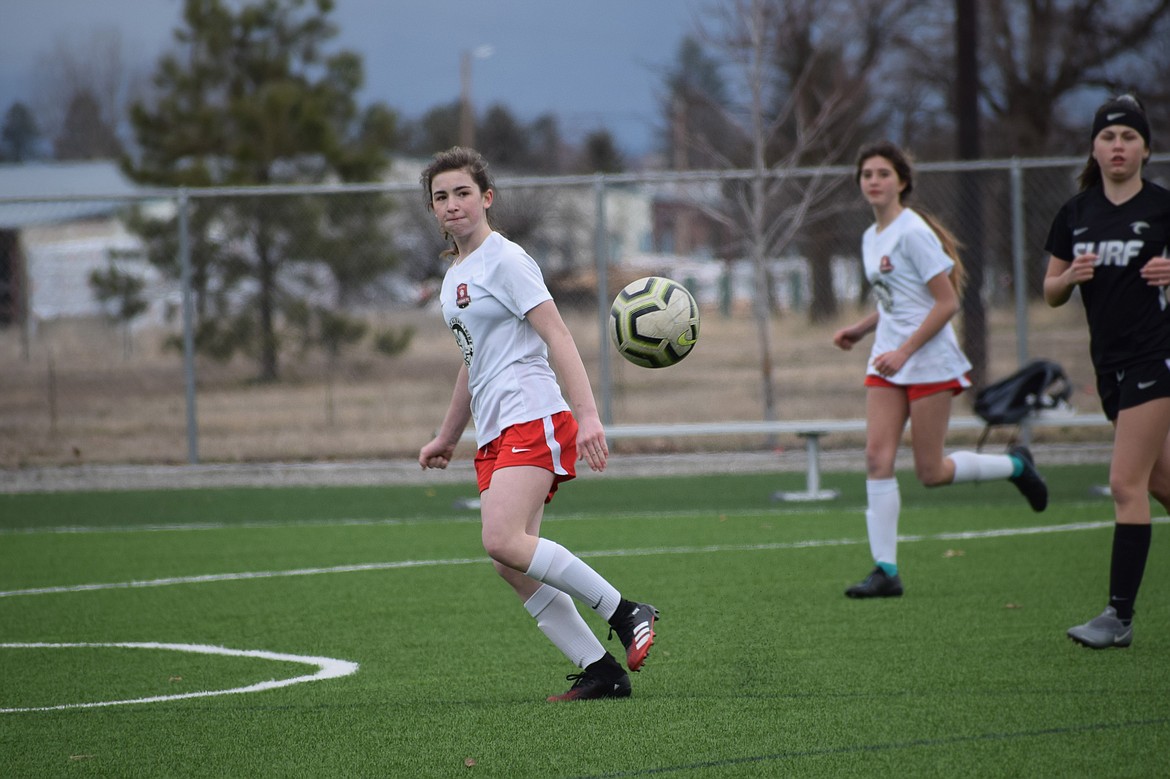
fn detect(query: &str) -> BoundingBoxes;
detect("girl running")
[833,141,1048,599]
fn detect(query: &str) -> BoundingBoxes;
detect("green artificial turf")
[1,464,1167,777]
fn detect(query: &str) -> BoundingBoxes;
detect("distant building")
[0,160,165,334]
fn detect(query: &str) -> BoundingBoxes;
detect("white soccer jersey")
[862,208,972,384]
[439,231,570,447]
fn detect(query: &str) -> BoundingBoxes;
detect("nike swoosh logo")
[1073,227,1089,236]
[1138,380,1157,389]
[1107,112,1125,121]
[511,447,531,453]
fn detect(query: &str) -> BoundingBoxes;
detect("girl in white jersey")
[417,147,657,701]
[832,141,1048,599]
[1045,95,1170,649]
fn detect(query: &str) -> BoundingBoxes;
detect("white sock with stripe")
[523,584,606,669]
[526,538,621,620]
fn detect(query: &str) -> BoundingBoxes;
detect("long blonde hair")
[856,141,965,295]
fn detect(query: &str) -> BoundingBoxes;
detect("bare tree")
[898,0,1170,352]
[30,28,148,154]
[899,0,1170,156]
[679,0,913,422]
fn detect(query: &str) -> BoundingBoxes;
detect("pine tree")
[124,0,396,381]
[54,91,122,160]
[1,102,43,162]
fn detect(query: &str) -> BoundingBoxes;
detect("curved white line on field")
[0,642,359,713]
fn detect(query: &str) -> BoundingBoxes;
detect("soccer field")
[2,465,1168,777]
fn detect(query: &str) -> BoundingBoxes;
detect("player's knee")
[480,526,514,564]
[1109,476,1147,509]
[864,449,895,479]
[915,462,949,487]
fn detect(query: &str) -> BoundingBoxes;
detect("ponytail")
[917,209,965,296]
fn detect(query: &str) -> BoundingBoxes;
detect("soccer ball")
[609,276,700,368]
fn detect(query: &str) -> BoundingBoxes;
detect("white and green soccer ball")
[609,276,700,368]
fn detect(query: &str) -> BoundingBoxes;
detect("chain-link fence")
[4,155,1166,468]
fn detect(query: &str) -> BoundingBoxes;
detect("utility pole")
[956,0,987,388]
[459,46,493,149]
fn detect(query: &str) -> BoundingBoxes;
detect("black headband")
[1091,98,1151,147]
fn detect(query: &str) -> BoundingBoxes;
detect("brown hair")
[420,146,495,260]
[855,141,965,295]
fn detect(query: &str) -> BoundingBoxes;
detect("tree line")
[3,0,1169,392]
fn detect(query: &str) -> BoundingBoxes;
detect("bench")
[601,412,1110,501]
[460,412,1109,501]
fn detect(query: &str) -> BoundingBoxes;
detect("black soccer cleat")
[608,600,658,671]
[845,567,904,598]
[546,655,632,702]
[1008,445,1048,512]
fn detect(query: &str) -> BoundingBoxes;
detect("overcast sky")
[0,0,711,157]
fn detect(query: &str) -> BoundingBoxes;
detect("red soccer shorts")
[475,410,578,503]
[864,374,969,402]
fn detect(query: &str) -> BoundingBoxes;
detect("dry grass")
[0,301,1108,468]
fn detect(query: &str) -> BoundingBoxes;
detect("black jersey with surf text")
[1045,180,1170,373]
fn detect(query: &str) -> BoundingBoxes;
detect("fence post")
[594,174,613,426]
[1010,157,1029,367]
[1009,158,1034,445]
[178,188,200,464]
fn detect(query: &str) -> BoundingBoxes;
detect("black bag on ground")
[973,359,1073,448]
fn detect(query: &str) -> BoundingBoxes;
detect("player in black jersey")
[1044,94,1170,649]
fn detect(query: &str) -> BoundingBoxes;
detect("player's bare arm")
[526,299,608,472]
[833,311,879,351]
[1044,253,1096,307]
[419,363,472,470]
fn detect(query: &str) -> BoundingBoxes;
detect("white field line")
[0,519,1133,600]
[0,642,359,713]
[0,507,825,535]
[0,501,1120,536]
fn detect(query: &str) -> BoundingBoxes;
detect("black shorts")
[1097,359,1170,421]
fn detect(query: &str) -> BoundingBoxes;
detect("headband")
[1091,97,1151,147]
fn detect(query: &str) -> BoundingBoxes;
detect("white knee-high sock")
[526,538,621,619]
[866,478,901,567]
[523,584,606,669]
[948,450,1014,483]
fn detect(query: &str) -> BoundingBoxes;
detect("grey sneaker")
[1067,606,1133,649]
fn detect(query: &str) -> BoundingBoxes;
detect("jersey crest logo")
[450,316,474,366]
[456,283,471,309]
[1131,221,1150,235]
[879,255,894,273]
